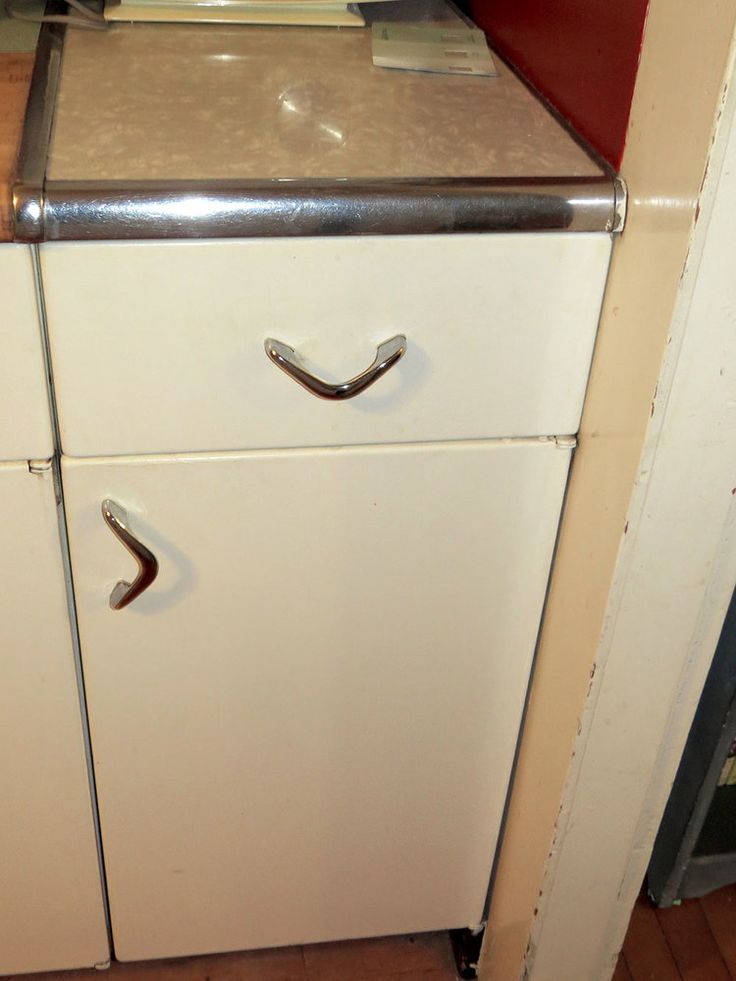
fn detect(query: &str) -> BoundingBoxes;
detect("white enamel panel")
[42,235,610,457]
[0,461,109,975]
[0,246,53,460]
[63,438,571,961]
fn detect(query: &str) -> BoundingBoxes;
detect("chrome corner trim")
[38,176,617,240]
[13,182,46,242]
[613,175,628,233]
[13,20,65,242]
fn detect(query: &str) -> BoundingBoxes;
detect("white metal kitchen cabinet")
[0,245,53,460]
[62,437,572,961]
[18,11,617,971]
[0,461,109,975]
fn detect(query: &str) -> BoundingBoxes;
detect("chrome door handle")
[102,499,159,610]
[264,335,407,400]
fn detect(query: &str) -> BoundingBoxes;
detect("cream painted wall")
[478,3,736,979]
[526,57,736,977]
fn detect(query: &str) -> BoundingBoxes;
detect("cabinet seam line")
[30,243,115,955]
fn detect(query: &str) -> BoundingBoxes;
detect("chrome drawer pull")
[264,335,407,401]
[102,499,159,610]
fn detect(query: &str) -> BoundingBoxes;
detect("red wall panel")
[470,0,648,170]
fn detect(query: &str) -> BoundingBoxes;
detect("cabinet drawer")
[42,235,610,457]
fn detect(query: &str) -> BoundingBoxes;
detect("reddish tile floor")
[616,885,736,981]
[5,932,459,981]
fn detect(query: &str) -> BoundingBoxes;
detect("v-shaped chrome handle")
[264,335,407,400]
[102,500,159,610]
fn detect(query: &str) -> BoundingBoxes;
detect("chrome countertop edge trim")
[32,177,618,241]
[12,22,623,241]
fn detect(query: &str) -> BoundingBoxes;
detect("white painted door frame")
[523,38,736,981]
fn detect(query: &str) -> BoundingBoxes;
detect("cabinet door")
[0,462,109,975]
[63,439,571,962]
[0,246,53,460]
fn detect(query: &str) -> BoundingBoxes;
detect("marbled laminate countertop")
[47,20,603,182]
